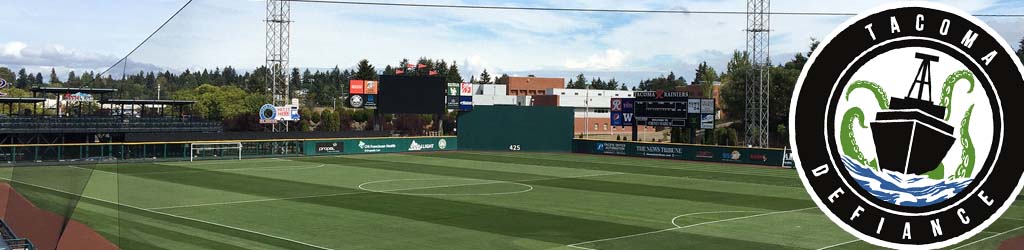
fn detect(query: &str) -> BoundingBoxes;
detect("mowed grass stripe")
[104,162,716,247]
[418,152,802,188]
[8,179,320,250]
[293,156,812,211]
[465,151,799,178]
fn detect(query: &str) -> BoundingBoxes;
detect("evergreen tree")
[16,68,29,89]
[446,62,463,83]
[607,78,620,90]
[1017,36,1024,61]
[354,59,377,80]
[67,71,79,87]
[477,69,492,84]
[34,73,43,86]
[290,67,301,95]
[49,68,60,84]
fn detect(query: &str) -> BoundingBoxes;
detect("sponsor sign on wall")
[349,80,365,94]
[460,82,473,96]
[304,137,457,156]
[459,96,473,111]
[364,81,378,94]
[314,142,344,154]
[573,139,788,166]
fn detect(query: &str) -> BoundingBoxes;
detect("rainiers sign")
[789,2,1024,249]
[609,98,634,126]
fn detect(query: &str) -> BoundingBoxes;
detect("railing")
[0,219,33,250]
[0,117,221,133]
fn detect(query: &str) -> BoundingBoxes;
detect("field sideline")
[2,151,1021,249]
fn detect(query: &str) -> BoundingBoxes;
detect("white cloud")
[564,49,629,70]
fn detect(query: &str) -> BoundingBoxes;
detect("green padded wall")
[458,106,574,152]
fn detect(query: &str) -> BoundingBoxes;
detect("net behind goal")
[190,142,243,161]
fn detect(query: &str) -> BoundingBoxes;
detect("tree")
[15,68,29,89]
[34,73,43,86]
[695,62,718,98]
[495,74,510,85]
[637,72,686,91]
[290,67,301,95]
[568,73,588,89]
[67,71,80,87]
[1017,36,1023,62]
[607,78,620,90]
[477,69,492,84]
[719,51,752,120]
[354,59,377,80]
[447,61,463,83]
[49,68,60,84]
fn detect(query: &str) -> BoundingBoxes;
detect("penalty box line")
[0,177,334,250]
[148,172,626,210]
[567,207,816,249]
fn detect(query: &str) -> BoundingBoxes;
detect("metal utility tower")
[266,0,291,132]
[744,0,770,147]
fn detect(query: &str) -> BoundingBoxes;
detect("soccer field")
[3,151,1022,249]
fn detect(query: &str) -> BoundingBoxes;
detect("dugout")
[457,105,573,152]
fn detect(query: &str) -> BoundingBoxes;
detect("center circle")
[357,178,533,196]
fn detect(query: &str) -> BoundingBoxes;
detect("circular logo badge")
[259,104,277,120]
[349,95,364,108]
[790,2,1024,249]
[438,139,447,150]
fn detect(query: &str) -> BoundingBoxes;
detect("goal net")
[190,142,243,162]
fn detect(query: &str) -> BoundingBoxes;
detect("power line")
[93,0,194,83]
[281,0,1024,17]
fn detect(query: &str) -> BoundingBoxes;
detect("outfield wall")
[303,137,457,156]
[458,106,574,152]
[573,139,795,167]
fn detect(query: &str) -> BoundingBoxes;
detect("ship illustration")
[869,53,956,175]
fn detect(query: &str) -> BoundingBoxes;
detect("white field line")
[816,239,861,250]
[950,225,1024,250]
[149,172,625,210]
[69,164,328,176]
[459,151,798,178]
[0,177,333,250]
[357,179,535,196]
[567,207,816,249]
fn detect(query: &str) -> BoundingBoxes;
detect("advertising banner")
[259,104,300,122]
[446,96,460,109]
[688,99,701,113]
[700,99,715,114]
[574,139,788,167]
[364,81,378,94]
[304,137,456,156]
[700,114,714,129]
[447,83,460,96]
[349,80,365,94]
[460,82,473,96]
[459,96,473,111]
[314,142,344,154]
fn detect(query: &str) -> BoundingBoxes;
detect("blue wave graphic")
[841,156,972,207]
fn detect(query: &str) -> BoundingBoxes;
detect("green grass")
[1,151,1021,249]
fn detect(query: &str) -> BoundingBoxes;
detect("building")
[542,88,656,135]
[507,77,564,96]
[465,84,516,106]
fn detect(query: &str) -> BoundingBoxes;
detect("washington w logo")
[790,2,1024,249]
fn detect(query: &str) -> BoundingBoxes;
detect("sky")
[1,0,1022,87]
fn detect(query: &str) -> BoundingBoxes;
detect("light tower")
[744,0,770,147]
[266,0,291,132]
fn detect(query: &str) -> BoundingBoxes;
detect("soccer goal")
[190,142,243,162]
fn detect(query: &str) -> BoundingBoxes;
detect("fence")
[0,136,458,165]
[573,139,795,167]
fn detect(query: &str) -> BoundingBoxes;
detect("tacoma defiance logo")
[789,2,1024,249]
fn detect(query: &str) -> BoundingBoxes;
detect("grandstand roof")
[0,97,46,104]
[30,87,118,94]
[100,99,196,106]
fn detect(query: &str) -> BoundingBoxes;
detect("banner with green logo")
[304,137,457,156]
